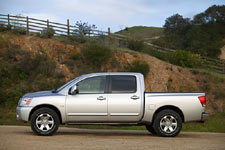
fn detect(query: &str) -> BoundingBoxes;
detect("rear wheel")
[153,109,182,137]
[31,107,59,136]
[145,124,156,135]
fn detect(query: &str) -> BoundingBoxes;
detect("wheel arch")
[29,104,62,124]
[152,105,184,123]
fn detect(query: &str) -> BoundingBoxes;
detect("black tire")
[30,107,59,136]
[153,109,182,137]
[145,124,156,135]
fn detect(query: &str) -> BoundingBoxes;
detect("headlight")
[19,98,32,106]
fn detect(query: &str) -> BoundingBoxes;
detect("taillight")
[198,96,206,107]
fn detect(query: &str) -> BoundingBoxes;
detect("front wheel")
[30,107,59,136]
[153,109,182,137]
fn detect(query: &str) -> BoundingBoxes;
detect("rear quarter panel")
[142,93,205,123]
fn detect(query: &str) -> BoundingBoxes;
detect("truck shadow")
[18,128,201,138]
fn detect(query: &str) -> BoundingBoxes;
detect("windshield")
[56,76,81,92]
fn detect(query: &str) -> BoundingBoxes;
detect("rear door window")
[110,75,136,93]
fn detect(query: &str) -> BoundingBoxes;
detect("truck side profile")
[16,72,209,137]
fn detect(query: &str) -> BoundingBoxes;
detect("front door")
[66,75,108,122]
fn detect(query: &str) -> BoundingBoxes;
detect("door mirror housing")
[69,85,79,95]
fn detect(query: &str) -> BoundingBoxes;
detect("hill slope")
[0,31,224,115]
[116,26,163,40]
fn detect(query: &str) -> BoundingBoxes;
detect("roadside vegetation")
[152,5,225,58]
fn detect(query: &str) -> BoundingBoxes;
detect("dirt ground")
[0,126,225,150]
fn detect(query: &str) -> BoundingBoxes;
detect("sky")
[0,0,224,32]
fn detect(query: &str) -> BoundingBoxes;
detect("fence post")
[223,61,225,74]
[108,27,111,35]
[7,14,10,26]
[26,16,29,34]
[88,29,90,37]
[47,19,49,29]
[67,19,70,35]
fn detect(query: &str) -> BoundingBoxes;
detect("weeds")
[68,51,80,60]
[124,60,149,77]
[41,27,55,38]
[127,39,144,51]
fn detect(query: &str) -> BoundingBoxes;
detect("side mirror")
[69,85,79,95]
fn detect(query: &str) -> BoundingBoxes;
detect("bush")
[82,43,113,68]
[12,26,26,34]
[0,24,7,32]
[142,46,168,61]
[0,47,62,105]
[71,34,87,43]
[41,27,55,38]
[127,39,144,51]
[68,51,80,60]
[213,88,225,99]
[125,60,150,77]
[168,50,203,68]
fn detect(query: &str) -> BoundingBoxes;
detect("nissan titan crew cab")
[16,72,209,137]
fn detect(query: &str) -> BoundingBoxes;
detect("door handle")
[131,95,139,100]
[97,96,106,101]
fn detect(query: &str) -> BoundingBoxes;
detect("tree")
[164,14,191,36]
[75,21,97,35]
[158,6,225,58]
[163,14,191,49]
[193,5,225,24]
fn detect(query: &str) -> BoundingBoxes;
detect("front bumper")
[16,106,33,122]
[200,112,209,123]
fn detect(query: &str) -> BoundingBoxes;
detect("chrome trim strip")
[67,113,107,116]
[110,113,139,116]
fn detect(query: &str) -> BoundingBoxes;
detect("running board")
[67,123,143,126]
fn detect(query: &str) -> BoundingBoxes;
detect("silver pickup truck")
[16,72,209,137]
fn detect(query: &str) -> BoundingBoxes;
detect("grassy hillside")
[0,30,224,132]
[116,26,163,40]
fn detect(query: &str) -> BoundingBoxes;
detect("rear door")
[107,75,142,122]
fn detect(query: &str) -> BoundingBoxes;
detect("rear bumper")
[16,106,33,122]
[200,112,209,123]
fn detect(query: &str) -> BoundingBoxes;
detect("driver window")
[77,76,106,94]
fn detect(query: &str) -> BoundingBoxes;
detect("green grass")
[182,112,225,133]
[116,26,163,40]
[0,106,29,126]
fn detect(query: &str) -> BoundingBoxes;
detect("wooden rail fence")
[0,14,224,74]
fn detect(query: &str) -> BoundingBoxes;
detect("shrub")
[213,88,225,99]
[142,47,168,61]
[68,51,80,60]
[12,26,26,34]
[127,39,144,51]
[31,51,57,76]
[71,34,87,43]
[168,50,203,68]
[0,24,7,32]
[41,27,55,38]
[125,60,150,77]
[82,43,113,68]
[111,59,119,68]
[75,21,97,36]
[0,45,65,105]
